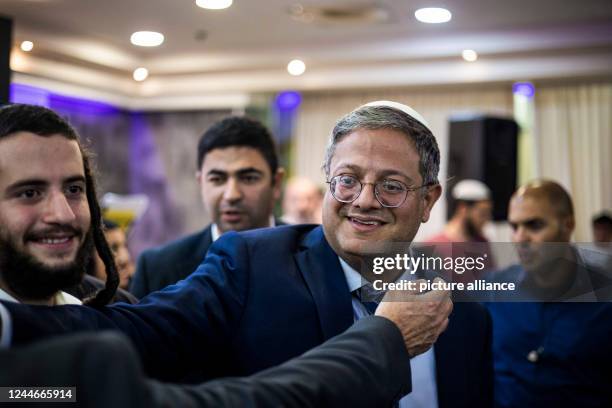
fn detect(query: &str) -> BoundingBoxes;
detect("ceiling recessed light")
[414,7,452,24]
[196,0,233,10]
[287,59,306,76]
[133,67,149,81]
[130,31,164,47]
[20,41,34,52]
[462,49,478,62]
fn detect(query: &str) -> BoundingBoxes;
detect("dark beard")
[0,230,93,301]
[464,218,483,241]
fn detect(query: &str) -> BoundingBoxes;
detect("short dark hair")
[196,116,278,175]
[0,103,79,140]
[593,212,612,228]
[0,103,118,306]
[102,219,120,231]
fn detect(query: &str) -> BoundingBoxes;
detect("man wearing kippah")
[3,101,490,407]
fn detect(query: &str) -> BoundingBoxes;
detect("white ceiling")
[3,0,612,109]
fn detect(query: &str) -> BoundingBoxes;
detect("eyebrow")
[333,164,415,184]
[509,218,545,227]
[206,167,265,177]
[5,176,86,194]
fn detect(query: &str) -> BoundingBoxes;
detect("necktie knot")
[353,285,383,315]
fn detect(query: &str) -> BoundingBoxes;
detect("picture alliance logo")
[372,253,489,275]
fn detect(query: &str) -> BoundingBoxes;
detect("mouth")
[347,216,387,232]
[29,234,77,252]
[220,210,244,223]
[517,247,537,262]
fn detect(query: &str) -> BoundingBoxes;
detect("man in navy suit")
[131,116,285,297]
[3,101,489,407]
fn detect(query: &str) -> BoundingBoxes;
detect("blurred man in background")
[426,179,495,282]
[587,211,612,271]
[592,211,612,245]
[485,180,612,407]
[428,179,493,244]
[131,117,284,297]
[92,220,134,290]
[281,176,323,224]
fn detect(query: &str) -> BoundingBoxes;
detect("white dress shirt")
[339,257,439,408]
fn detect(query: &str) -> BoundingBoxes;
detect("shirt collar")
[339,257,366,292]
[0,288,18,303]
[339,252,416,294]
[211,216,276,242]
[0,288,81,305]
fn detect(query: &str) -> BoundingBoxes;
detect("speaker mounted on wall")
[447,115,519,221]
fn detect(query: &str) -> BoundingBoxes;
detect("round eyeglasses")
[327,174,432,208]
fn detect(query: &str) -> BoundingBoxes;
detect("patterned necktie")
[355,286,382,315]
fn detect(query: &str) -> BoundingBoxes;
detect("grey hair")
[322,105,440,186]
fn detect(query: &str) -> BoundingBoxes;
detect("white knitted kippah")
[452,179,491,201]
[360,100,432,133]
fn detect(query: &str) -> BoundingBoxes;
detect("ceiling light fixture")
[195,0,233,10]
[133,67,149,81]
[20,41,34,52]
[130,31,164,47]
[287,59,306,76]
[414,7,452,24]
[462,49,478,62]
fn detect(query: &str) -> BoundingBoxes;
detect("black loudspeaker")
[0,16,12,105]
[447,115,519,221]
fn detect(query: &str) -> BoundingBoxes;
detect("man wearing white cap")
[4,102,491,407]
[429,179,493,244]
[426,179,496,279]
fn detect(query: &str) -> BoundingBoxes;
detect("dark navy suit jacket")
[5,225,492,408]
[130,226,213,298]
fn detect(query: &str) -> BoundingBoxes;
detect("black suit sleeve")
[151,316,411,408]
[0,331,153,408]
[0,316,410,408]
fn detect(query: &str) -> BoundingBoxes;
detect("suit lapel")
[294,226,354,340]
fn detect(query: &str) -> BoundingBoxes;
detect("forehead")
[330,128,421,181]
[509,195,556,222]
[105,228,125,243]
[473,200,493,210]
[201,146,270,173]
[0,132,84,184]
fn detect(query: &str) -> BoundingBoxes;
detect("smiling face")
[0,132,92,300]
[322,128,441,270]
[197,146,282,234]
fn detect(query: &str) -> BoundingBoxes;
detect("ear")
[272,167,285,201]
[421,184,442,223]
[195,170,202,184]
[561,215,575,239]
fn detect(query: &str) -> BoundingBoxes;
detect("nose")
[43,191,77,224]
[352,182,382,210]
[116,246,131,267]
[222,177,243,203]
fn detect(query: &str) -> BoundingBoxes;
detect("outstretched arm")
[2,232,252,382]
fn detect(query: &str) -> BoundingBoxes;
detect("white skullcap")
[452,179,491,201]
[360,100,432,133]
